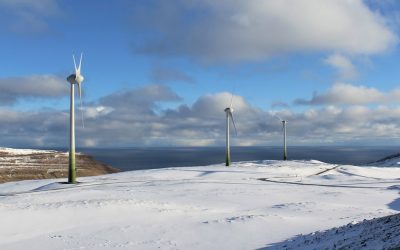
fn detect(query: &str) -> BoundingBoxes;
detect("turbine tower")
[282,120,287,161]
[66,53,84,184]
[224,96,237,166]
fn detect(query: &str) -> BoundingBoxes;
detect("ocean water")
[78,146,400,171]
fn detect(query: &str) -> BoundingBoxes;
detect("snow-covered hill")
[266,212,400,249]
[0,147,118,183]
[369,153,400,167]
[0,160,399,249]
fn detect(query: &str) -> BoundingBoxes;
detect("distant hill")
[0,147,119,183]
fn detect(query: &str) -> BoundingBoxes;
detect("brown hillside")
[0,148,119,183]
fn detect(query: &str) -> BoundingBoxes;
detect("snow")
[0,160,399,249]
[0,147,57,155]
[269,213,400,249]
[368,153,400,167]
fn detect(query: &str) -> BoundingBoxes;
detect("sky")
[1,0,400,148]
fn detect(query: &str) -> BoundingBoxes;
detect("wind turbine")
[66,53,85,184]
[282,120,288,161]
[224,94,237,166]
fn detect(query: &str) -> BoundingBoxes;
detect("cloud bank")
[149,66,196,84]
[295,83,400,105]
[0,75,68,105]
[0,0,61,34]
[130,0,396,63]
[0,84,400,148]
[324,54,358,80]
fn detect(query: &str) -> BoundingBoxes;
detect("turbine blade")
[73,54,77,72]
[229,93,234,108]
[78,83,85,128]
[78,53,83,72]
[229,112,237,136]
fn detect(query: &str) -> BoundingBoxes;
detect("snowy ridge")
[266,213,400,249]
[369,153,400,167]
[0,147,58,155]
[0,160,399,249]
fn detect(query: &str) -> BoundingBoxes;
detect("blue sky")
[1,0,400,148]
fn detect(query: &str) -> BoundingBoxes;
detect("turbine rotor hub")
[75,75,84,84]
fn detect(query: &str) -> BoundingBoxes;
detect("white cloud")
[295,83,400,105]
[324,54,358,80]
[0,0,61,34]
[131,0,397,63]
[0,74,68,105]
[191,92,258,117]
[84,106,114,119]
[99,84,181,113]
[83,139,97,147]
[1,84,400,147]
[91,85,400,145]
[149,66,196,84]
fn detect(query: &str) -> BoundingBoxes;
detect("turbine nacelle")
[224,107,234,113]
[67,74,76,84]
[67,74,84,85]
[281,120,288,131]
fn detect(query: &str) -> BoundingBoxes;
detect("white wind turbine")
[224,94,237,166]
[275,115,288,161]
[66,53,85,184]
[281,120,288,161]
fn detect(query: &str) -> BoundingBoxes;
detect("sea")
[70,146,400,172]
